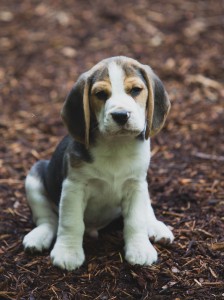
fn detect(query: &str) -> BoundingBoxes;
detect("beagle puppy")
[23,56,174,270]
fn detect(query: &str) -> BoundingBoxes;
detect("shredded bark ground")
[0,0,224,299]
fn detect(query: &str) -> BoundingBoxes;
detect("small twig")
[118,252,123,263]
[192,152,224,162]
[182,258,196,267]
[17,265,37,276]
[202,281,224,286]
[0,179,23,184]
[196,228,213,237]
[186,74,222,90]
[210,242,224,251]
[194,278,202,287]
[0,291,16,300]
[163,211,184,218]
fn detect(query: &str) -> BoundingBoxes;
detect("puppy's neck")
[92,132,149,153]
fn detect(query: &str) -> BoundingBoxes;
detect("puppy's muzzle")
[111,111,130,126]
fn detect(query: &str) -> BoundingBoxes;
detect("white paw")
[125,239,158,266]
[50,242,85,271]
[23,224,55,252]
[148,221,174,244]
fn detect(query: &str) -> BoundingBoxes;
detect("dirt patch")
[0,0,224,299]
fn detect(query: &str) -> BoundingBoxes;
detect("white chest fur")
[67,137,151,231]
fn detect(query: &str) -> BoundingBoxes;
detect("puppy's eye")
[95,90,108,101]
[130,87,142,97]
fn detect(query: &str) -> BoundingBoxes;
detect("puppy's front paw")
[50,243,85,271]
[125,240,158,266]
[23,224,55,252]
[148,221,174,245]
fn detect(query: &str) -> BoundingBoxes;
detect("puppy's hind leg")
[23,161,58,253]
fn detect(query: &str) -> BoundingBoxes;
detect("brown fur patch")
[124,76,148,108]
[91,81,111,115]
[91,94,105,117]
[91,66,109,85]
[69,155,84,168]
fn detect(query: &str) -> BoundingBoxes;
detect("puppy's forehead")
[91,57,144,85]
[108,61,125,93]
[91,65,109,84]
[118,61,143,79]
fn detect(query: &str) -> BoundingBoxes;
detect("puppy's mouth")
[103,126,142,137]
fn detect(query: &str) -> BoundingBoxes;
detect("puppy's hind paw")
[23,224,55,253]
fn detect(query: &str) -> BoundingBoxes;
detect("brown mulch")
[0,0,224,299]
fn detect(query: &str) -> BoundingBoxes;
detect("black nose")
[111,111,130,125]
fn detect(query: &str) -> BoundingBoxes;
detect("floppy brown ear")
[141,66,171,139]
[61,74,91,148]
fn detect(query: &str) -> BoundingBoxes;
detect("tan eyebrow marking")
[90,80,111,117]
[123,76,148,107]
[91,81,111,94]
[124,77,146,90]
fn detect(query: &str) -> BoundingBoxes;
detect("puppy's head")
[61,56,170,148]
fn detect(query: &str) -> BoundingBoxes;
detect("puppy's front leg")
[50,179,86,270]
[146,200,174,245]
[122,181,158,266]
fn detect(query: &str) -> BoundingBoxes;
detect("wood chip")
[210,242,224,251]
